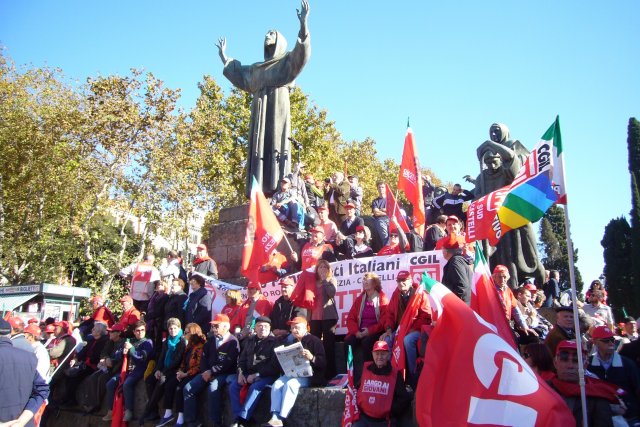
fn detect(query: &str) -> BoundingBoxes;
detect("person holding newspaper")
[264,316,326,427]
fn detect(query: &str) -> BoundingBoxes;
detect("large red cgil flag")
[397,127,425,237]
[241,177,285,283]
[416,273,574,427]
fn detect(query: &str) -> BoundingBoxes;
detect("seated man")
[183,314,239,427]
[237,282,273,340]
[492,265,538,343]
[588,326,640,424]
[354,341,412,426]
[544,306,578,355]
[547,340,619,426]
[103,320,152,422]
[271,177,304,230]
[376,217,409,256]
[379,270,432,388]
[270,277,307,344]
[317,206,338,245]
[371,181,390,246]
[229,316,280,427]
[265,316,326,427]
[583,290,615,331]
[335,202,364,259]
[78,295,116,338]
[114,295,141,338]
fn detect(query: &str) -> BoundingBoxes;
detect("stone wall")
[206,205,249,283]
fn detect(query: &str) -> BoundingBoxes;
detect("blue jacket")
[0,338,49,427]
[200,333,239,376]
[185,287,212,334]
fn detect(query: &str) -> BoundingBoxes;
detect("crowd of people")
[2,172,639,427]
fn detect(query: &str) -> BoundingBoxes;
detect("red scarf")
[550,375,620,403]
[193,256,211,265]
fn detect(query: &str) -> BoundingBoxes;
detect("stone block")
[218,204,249,223]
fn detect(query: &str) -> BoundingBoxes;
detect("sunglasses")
[557,351,580,363]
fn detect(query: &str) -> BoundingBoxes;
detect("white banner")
[197,251,446,335]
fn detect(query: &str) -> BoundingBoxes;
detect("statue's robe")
[223,31,311,196]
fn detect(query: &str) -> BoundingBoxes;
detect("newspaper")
[274,341,313,378]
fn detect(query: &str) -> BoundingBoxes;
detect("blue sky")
[2,1,639,293]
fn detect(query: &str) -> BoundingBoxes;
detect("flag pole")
[562,204,588,427]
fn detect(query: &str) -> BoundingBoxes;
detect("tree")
[628,117,640,307]
[601,217,635,318]
[538,205,584,294]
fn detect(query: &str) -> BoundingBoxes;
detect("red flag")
[241,177,285,283]
[384,183,410,234]
[470,242,517,350]
[397,127,425,236]
[416,274,574,427]
[341,345,359,426]
[464,184,509,245]
[111,352,128,427]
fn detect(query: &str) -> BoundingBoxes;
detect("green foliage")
[538,205,584,293]
[601,217,636,318]
[0,51,446,292]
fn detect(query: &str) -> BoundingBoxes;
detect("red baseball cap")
[108,324,125,332]
[279,277,295,286]
[441,234,463,250]
[344,202,356,209]
[355,225,366,232]
[8,317,24,330]
[524,283,537,292]
[211,314,230,324]
[44,325,55,333]
[446,215,460,223]
[493,265,509,275]
[310,226,325,234]
[24,324,41,336]
[372,341,390,352]
[287,316,308,326]
[591,326,615,340]
[247,282,262,290]
[556,340,585,355]
[396,270,411,281]
[27,317,39,325]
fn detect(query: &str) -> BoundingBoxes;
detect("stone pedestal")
[205,204,249,283]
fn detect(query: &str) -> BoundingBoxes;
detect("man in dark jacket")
[183,314,240,427]
[265,316,326,427]
[441,235,472,304]
[335,202,365,259]
[103,320,153,422]
[423,215,447,251]
[0,318,49,427]
[193,243,218,279]
[229,316,281,427]
[270,277,306,343]
[145,280,169,356]
[185,274,213,334]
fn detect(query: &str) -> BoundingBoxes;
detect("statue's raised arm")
[297,0,310,39]
[215,37,228,64]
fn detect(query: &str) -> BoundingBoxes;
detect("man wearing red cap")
[376,217,409,256]
[293,226,335,270]
[24,323,51,381]
[183,314,239,427]
[317,205,338,244]
[265,316,326,427]
[237,282,273,340]
[547,340,618,426]
[79,295,116,338]
[114,295,141,338]
[440,234,472,304]
[8,316,35,353]
[193,243,219,279]
[380,270,432,388]
[48,320,77,386]
[588,326,640,423]
[119,252,161,312]
[354,341,412,426]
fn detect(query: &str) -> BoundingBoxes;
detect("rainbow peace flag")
[495,119,560,237]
